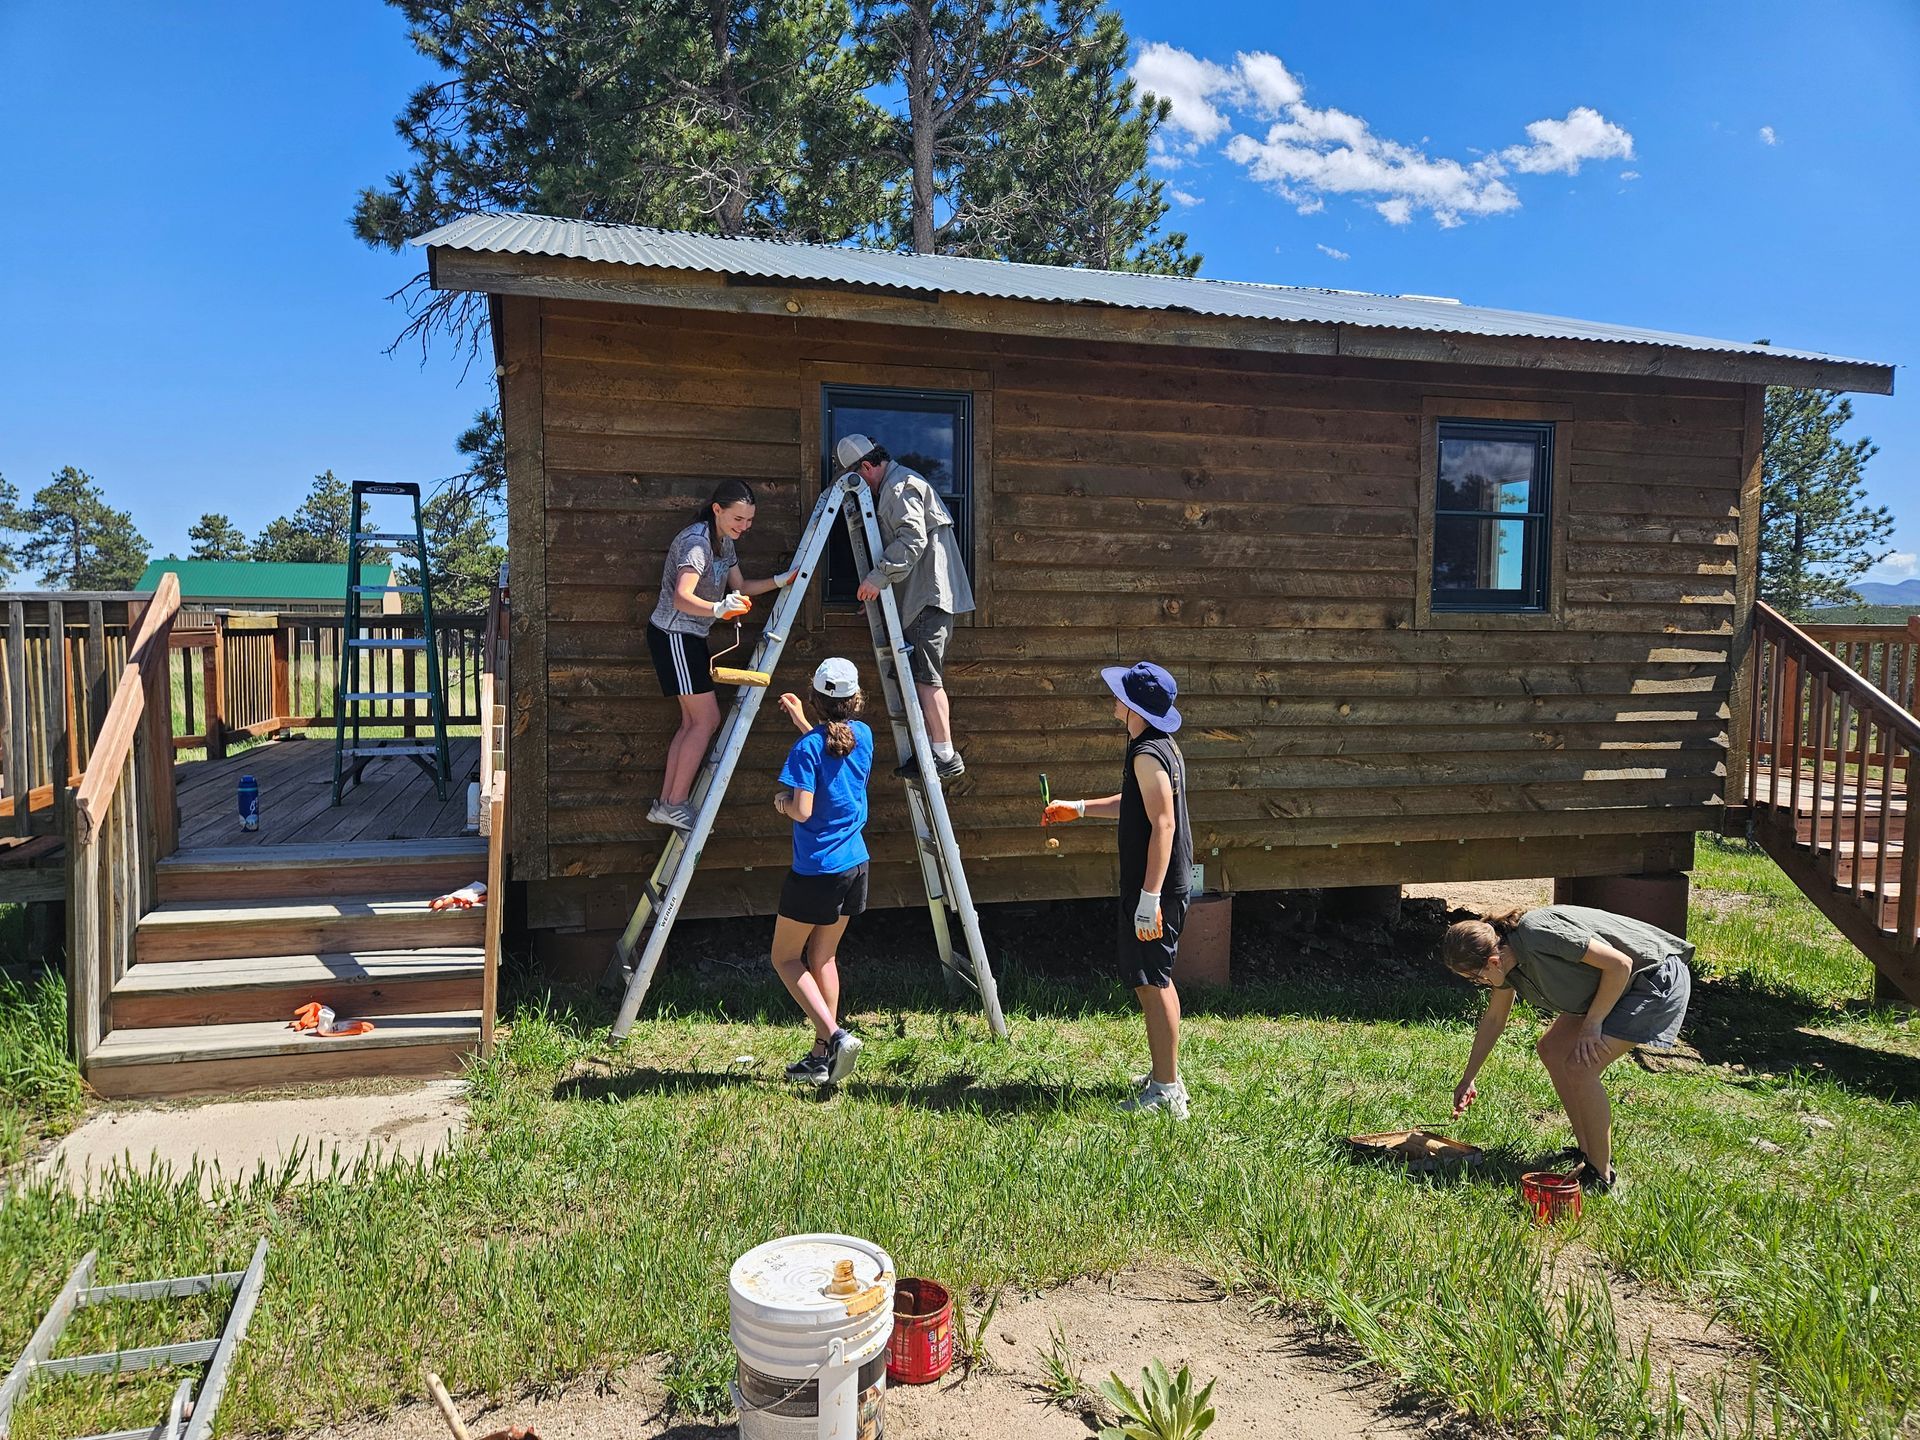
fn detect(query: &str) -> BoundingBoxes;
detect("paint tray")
[1345,1129,1484,1172]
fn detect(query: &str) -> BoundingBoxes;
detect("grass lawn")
[4,836,1918,1439]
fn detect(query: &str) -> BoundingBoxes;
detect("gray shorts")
[1600,955,1692,1048]
[903,607,952,687]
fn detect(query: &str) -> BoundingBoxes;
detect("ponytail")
[695,479,757,544]
[813,690,865,757]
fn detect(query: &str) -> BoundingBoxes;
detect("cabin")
[412,214,1905,986]
[136,559,400,619]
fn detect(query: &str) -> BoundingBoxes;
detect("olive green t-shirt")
[1500,905,1695,1017]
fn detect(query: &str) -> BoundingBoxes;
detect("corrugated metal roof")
[136,560,392,601]
[415,211,1883,370]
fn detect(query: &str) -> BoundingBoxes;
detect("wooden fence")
[0,594,139,837]
[1798,617,1920,717]
[169,611,488,757]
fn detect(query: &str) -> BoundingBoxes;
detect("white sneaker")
[646,799,677,827]
[1119,1080,1188,1119]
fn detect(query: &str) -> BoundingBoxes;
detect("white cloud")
[1316,243,1350,260]
[1620,170,1641,181]
[1868,551,1917,581]
[1169,188,1204,207]
[1499,106,1635,174]
[1136,43,1635,228]
[1759,125,1778,145]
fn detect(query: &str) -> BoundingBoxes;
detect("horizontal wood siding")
[528,298,1742,926]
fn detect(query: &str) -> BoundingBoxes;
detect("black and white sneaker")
[824,1030,864,1084]
[785,1051,830,1085]
[892,754,966,783]
[1576,1161,1619,1195]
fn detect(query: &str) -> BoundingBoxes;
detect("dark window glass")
[1431,421,1554,611]
[821,386,973,601]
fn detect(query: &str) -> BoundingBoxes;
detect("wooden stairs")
[1741,604,1920,1003]
[86,840,492,1098]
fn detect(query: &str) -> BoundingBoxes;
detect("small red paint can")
[1520,1170,1583,1225]
[887,1278,954,1385]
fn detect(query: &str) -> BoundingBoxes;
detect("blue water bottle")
[237,774,259,832]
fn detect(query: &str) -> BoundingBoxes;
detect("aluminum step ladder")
[332,480,452,804]
[0,1240,268,1440]
[604,474,1007,1040]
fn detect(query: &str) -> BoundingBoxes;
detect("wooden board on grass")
[1346,1129,1484,1171]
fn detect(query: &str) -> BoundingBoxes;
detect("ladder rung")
[352,584,423,593]
[40,1337,220,1377]
[355,532,422,543]
[344,691,432,701]
[342,746,440,757]
[81,1272,243,1303]
[348,638,428,649]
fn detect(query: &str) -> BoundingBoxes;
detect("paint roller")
[709,620,771,688]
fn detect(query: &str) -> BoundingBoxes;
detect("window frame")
[1415,398,1573,631]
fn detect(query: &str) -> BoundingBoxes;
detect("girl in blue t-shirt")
[771,657,874,1086]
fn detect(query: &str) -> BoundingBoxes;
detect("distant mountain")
[1849,579,1920,606]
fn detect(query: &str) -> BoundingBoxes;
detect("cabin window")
[1429,419,1555,612]
[821,385,973,602]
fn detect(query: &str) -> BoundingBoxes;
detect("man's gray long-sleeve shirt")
[863,461,975,628]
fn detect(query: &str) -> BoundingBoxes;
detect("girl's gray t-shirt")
[1501,904,1695,1017]
[649,522,737,637]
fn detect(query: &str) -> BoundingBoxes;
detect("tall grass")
[0,970,84,1168]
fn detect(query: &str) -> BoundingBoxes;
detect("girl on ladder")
[645,479,796,829]
[770,658,874,1086]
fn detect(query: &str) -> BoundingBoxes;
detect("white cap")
[834,434,877,471]
[812,656,860,698]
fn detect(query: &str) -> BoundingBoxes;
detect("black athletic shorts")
[647,623,714,697]
[779,862,870,926]
[1117,890,1189,989]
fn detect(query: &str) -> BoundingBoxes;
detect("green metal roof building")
[135,559,396,615]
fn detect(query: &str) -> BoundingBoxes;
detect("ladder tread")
[341,745,441,757]
[343,691,433,701]
[355,531,424,543]
[348,638,429,649]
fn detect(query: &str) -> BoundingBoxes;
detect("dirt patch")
[306,1267,1449,1440]
[1404,879,1552,918]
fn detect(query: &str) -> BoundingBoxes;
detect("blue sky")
[1,2,1914,582]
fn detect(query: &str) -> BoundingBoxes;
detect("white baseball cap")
[834,433,878,471]
[812,656,860,698]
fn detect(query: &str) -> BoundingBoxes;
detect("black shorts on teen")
[1117,890,1189,989]
[779,862,870,926]
[647,622,714,697]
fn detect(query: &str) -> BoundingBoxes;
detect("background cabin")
[416,214,1896,974]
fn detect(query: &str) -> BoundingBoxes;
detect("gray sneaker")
[1118,1080,1189,1119]
[825,1030,864,1084]
[785,1052,831,1085]
[646,799,677,827]
[664,802,697,831]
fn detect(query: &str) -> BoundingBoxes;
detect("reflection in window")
[1431,421,1554,612]
[822,385,973,601]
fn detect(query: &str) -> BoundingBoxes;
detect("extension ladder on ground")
[0,1240,269,1440]
[332,480,451,804]
[603,474,1007,1040]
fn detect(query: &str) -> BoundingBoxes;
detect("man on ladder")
[603,472,1007,1043]
[840,434,972,783]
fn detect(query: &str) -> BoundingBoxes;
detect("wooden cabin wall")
[509,295,1746,942]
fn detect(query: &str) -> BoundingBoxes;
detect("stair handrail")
[64,572,181,1068]
[1755,601,1920,741]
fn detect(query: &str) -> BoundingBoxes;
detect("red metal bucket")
[1520,1170,1583,1225]
[887,1278,953,1385]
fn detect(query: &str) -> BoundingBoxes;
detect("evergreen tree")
[0,474,23,585]
[19,468,149,591]
[946,0,1194,272]
[253,472,389,566]
[1760,386,1893,618]
[186,512,250,561]
[411,489,507,613]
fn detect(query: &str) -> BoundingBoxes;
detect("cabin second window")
[821,385,973,602]
[1429,419,1555,612]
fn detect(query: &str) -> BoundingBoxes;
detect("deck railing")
[64,574,180,1068]
[479,574,509,1056]
[1745,601,1918,954]
[0,593,139,837]
[1798,616,1920,718]
[169,611,488,756]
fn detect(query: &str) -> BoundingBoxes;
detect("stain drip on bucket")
[730,1233,896,1440]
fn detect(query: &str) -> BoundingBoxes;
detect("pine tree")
[946,0,1195,273]
[252,472,389,566]
[1760,387,1893,618]
[411,490,507,613]
[186,513,250,561]
[19,468,149,590]
[0,474,23,585]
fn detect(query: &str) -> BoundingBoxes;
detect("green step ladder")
[332,480,451,804]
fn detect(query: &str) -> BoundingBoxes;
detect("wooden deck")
[175,738,480,850]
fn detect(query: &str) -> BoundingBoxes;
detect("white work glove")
[773,569,799,589]
[1133,888,1163,941]
[710,591,751,620]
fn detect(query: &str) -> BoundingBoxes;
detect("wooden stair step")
[136,897,485,964]
[113,949,485,1029]
[158,839,489,902]
[87,1011,481,1099]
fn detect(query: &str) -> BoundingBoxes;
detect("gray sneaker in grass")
[825,1029,864,1084]
[1118,1080,1189,1119]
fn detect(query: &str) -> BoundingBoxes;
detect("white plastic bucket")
[729,1233,896,1440]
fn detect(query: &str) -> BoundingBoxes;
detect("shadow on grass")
[554,1068,758,1103]
[1685,971,1920,1103]
[554,1063,1120,1115]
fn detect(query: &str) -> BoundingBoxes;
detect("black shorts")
[779,863,870,926]
[647,623,714,697]
[1117,890,1189,989]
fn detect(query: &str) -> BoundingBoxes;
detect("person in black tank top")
[1042,662,1194,1119]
